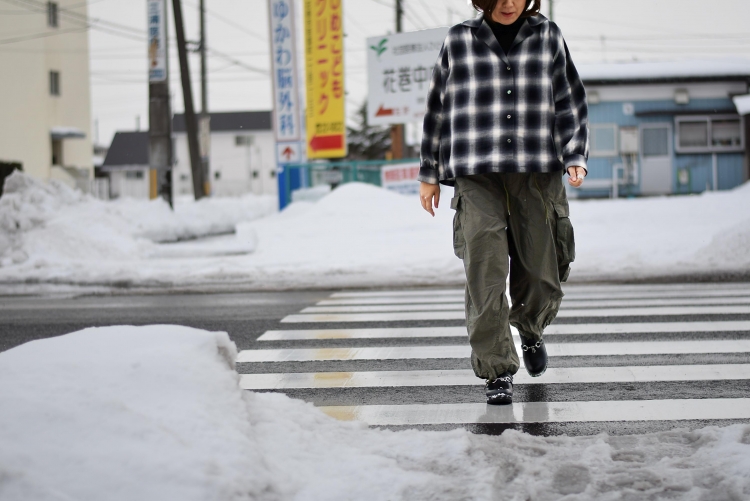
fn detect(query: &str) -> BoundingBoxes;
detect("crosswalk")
[238,283,750,433]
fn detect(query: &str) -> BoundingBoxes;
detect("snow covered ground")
[1,325,748,501]
[0,171,749,291]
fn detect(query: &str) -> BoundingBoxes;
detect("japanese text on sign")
[366,27,449,126]
[268,0,301,142]
[303,0,346,158]
[147,0,167,82]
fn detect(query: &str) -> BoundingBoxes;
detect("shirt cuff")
[564,155,588,175]
[417,166,439,185]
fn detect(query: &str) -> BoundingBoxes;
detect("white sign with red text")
[381,162,421,195]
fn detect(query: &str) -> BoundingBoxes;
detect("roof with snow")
[173,111,271,133]
[579,60,750,85]
[102,132,149,169]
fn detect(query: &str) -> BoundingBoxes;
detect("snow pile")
[572,181,750,280]
[1,171,750,290]
[1,326,750,500]
[234,181,461,289]
[0,171,275,284]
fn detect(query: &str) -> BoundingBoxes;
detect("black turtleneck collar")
[485,15,527,55]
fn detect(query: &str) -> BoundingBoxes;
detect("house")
[578,60,750,197]
[101,111,276,199]
[0,0,93,191]
[99,132,150,199]
[172,111,276,197]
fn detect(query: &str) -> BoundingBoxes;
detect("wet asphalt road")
[2,284,750,436]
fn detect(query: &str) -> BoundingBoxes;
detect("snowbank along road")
[238,282,750,435]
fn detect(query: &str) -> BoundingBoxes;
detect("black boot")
[485,372,513,405]
[520,334,547,377]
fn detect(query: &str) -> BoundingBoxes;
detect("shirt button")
[507,90,512,94]
[507,139,512,143]
[507,115,511,119]
[507,66,511,70]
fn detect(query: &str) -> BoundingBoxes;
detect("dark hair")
[471,0,541,19]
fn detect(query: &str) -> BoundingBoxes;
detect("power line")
[0,26,88,45]
[0,0,146,43]
[206,47,269,75]
[184,0,266,42]
[416,0,443,26]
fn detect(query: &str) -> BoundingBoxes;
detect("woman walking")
[418,0,588,404]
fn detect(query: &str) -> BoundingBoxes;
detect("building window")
[235,135,253,146]
[49,71,60,96]
[675,115,743,153]
[589,124,618,157]
[47,2,58,27]
[214,171,221,180]
[125,171,144,180]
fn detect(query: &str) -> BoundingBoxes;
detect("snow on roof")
[578,60,750,83]
[733,94,750,115]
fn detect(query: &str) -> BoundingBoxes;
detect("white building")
[0,0,93,189]
[173,111,277,197]
[99,132,150,199]
[101,111,277,199]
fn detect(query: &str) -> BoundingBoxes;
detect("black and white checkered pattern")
[418,14,589,186]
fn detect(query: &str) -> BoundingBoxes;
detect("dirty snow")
[0,170,749,291]
[1,325,749,500]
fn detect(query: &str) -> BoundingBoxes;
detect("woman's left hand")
[567,166,586,188]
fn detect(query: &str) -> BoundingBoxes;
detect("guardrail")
[280,158,420,208]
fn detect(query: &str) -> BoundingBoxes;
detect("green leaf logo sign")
[370,38,388,59]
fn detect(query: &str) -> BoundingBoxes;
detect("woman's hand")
[567,166,586,188]
[419,182,441,217]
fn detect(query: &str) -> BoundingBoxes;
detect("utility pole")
[390,0,405,159]
[172,0,205,199]
[198,0,211,196]
[395,0,403,33]
[549,0,554,22]
[147,0,173,207]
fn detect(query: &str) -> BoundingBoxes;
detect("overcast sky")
[85,0,750,146]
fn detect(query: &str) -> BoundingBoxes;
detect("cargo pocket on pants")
[451,195,465,260]
[553,202,575,282]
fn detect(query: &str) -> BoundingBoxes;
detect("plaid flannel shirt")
[418,14,589,185]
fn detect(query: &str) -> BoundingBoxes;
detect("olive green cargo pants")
[450,171,575,380]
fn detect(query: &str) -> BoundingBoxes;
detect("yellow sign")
[303,0,346,158]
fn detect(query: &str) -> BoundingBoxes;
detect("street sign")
[277,141,301,164]
[381,162,420,195]
[303,0,346,159]
[366,27,449,126]
[147,0,167,82]
[268,0,301,142]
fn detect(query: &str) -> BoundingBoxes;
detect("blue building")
[575,60,750,198]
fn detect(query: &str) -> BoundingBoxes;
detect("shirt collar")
[462,14,546,63]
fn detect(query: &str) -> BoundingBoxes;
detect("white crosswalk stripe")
[318,399,750,426]
[242,284,750,431]
[281,304,750,323]
[257,321,750,340]
[318,289,750,305]
[302,296,750,313]
[240,364,750,389]
[237,339,750,362]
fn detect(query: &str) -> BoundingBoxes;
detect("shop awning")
[50,126,86,140]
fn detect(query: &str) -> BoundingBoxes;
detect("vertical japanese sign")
[147,0,167,82]
[303,0,346,158]
[268,0,301,142]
